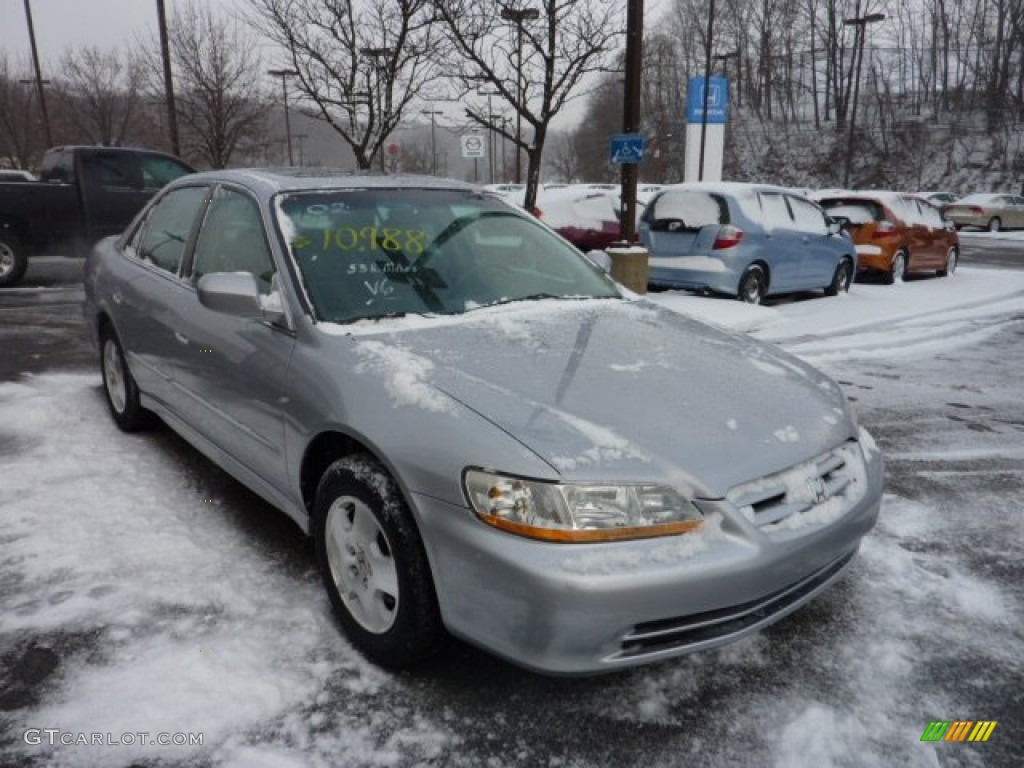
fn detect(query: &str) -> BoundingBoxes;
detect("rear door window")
[134,186,209,274]
[787,196,828,235]
[758,192,794,230]
[81,152,143,190]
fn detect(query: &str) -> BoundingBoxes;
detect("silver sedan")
[83,170,883,675]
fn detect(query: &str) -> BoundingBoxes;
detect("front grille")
[613,548,856,659]
[726,441,865,532]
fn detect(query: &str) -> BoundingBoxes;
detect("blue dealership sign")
[609,133,646,165]
[687,76,729,124]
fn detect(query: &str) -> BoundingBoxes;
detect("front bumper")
[413,438,884,676]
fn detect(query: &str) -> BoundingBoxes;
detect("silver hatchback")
[84,170,883,675]
[639,182,857,303]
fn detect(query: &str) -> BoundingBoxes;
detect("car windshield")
[274,188,620,323]
[819,200,883,224]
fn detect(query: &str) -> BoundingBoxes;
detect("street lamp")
[842,13,885,187]
[267,68,300,165]
[422,109,443,175]
[500,4,539,185]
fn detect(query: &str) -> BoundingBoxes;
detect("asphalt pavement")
[1,244,1021,767]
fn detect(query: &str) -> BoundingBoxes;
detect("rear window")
[819,199,883,224]
[646,190,727,231]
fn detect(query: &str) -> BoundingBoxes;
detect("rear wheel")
[99,326,154,432]
[987,217,1002,232]
[825,258,853,296]
[737,265,767,305]
[313,455,445,668]
[884,250,908,284]
[0,231,28,288]
[937,247,958,277]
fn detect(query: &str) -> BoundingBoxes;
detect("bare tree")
[143,2,268,168]
[246,0,442,171]
[53,46,146,147]
[433,0,624,210]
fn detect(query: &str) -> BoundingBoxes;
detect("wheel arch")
[744,259,771,290]
[300,430,397,518]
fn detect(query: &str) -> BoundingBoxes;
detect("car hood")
[342,299,854,498]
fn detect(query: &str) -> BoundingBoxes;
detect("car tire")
[737,265,766,305]
[884,250,908,285]
[987,217,1001,232]
[937,247,958,277]
[824,258,853,296]
[0,231,28,288]
[100,326,155,432]
[313,454,445,668]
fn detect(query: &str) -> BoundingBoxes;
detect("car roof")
[659,180,798,197]
[175,168,478,198]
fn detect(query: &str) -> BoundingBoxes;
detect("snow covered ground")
[1,265,1022,767]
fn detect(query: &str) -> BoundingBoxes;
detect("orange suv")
[817,192,960,283]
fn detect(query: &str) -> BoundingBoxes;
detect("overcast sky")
[2,0,672,133]
[2,0,257,71]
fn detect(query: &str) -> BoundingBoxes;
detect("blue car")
[639,182,856,303]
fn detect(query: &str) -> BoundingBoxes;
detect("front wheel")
[825,259,853,296]
[313,455,445,668]
[99,327,154,432]
[937,247,958,277]
[987,217,1002,232]
[737,265,766,305]
[0,231,28,288]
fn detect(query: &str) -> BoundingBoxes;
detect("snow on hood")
[344,300,854,497]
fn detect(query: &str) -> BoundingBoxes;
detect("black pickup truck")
[0,146,194,287]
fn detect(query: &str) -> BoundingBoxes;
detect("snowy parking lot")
[2,263,1023,767]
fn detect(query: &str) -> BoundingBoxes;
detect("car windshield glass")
[274,188,620,323]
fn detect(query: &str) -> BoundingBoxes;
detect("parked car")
[915,190,957,214]
[943,193,1024,231]
[639,182,857,304]
[0,169,37,182]
[818,192,959,283]
[534,186,625,251]
[0,145,194,287]
[84,169,883,676]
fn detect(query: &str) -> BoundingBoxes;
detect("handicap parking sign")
[609,134,646,165]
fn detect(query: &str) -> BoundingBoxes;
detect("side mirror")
[197,272,263,318]
[585,249,612,273]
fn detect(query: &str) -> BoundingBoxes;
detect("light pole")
[842,13,884,187]
[22,0,52,147]
[360,47,393,172]
[500,4,539,185]
[267,68,299,165]
[422,109,443,175]
[479,88,500,183]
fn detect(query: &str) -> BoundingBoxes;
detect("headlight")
[464,469,703,543]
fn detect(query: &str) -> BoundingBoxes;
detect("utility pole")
[619,0,644,242]
[360,47,393,173]
[22,0,52,147]
[155,0,180,156]
[479,89,500,183]
[842,13,885,187]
